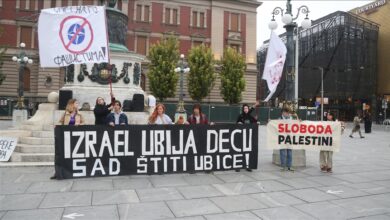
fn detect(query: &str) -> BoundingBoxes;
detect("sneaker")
[288,167,295,172]
[327,168,333,173]
[280,167,287,172]
[246,169,252,172]
[50,174,56,180]
[360,136,365,138]
[349,135,353,138]
[321,167,327,173]
[235,169,240,172]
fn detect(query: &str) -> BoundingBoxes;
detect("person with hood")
[94,93,115,125]
[236,103,258,172]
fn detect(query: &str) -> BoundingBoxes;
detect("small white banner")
[38,6,109,67]
[267,120,341,152]
[0,137,18,161]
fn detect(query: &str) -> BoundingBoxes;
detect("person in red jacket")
[187,104,210,125]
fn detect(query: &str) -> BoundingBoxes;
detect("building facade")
[257,11,379,121]
[350,0,390,119]
[0,0,260,114]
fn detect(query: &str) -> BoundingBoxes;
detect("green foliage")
[147,37,180,101]
[219,47,246,104]
[0,27,6,85]
[187,44,216,102]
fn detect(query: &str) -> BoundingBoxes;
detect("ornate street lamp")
[174,54,190,121]
[12,42,33,109]
[268,0,311,112]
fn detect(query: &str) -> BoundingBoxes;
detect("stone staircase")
[9,124,55,163]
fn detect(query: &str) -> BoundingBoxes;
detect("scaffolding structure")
[257,11,379,120]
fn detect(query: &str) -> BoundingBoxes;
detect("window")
[20,26,32,48]
[191,10,206,28]
[23,67,31,92]
[164,7,179,25]
[230,44,240,52]
[19,0,36,10]
[199,12,205,27]
[192,41,203,47]
[192,11,197,27]
[230,13,239,32]
[136,36,147,55]
[50,0,56,7]
[135,3,151,22]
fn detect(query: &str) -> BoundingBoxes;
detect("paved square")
[0,125,389,219]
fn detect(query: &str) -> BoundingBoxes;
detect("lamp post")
[268,0,311,112]
[174,54,190,121]
[12,42,33,109]
[268,1,311,168]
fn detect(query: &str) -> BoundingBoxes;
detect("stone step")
[10,152,54,162]
[32,130,54,138]
[0,161,54,167]
[15,144,54,153]
[18,124,44,131]
[19,136,54,145]
[43,125,56,131]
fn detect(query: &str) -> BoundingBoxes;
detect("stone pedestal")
[12,109,28,128]
[272,149,306,167]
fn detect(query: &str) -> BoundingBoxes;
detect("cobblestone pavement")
[0,124,390,220]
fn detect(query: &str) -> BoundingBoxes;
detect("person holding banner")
[279,108,294,172]
[320,112,336,173]
[106,100,128,126]
[59,99,84,126]
[94,93,115,125]
[187,104,209,125]
[52,99,84,179]
[148,103,173,125]
[236,103,258,172]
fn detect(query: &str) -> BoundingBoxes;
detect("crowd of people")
[53,94,370,179]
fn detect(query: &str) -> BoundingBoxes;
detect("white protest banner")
[38,6,109,67]
[0,137,18,161]
[267,120,341,152]
[262,31,287,102]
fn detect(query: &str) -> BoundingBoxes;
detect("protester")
[187,104,209,125]
[235,103,257,172]
[148,103,173,124]
[176,115,187,125]
[280,107,294,172]
[236,104,257,124]
[94,93,115,125]
[52,99,84,179]
[363,110,372,133]
[350,113,365,138]
[106,100,128,126]
[320,112,335,173]
[58,99,84,126]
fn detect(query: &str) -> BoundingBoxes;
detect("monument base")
[12,109,28,128]
[272,149,306,168]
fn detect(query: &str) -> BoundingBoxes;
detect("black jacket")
[237,107,257,124]
[94,97,115,125]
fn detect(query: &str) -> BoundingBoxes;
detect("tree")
[0,27,6,85]
[147,37,179,102]
[187,44,216,102]
[219,47,246,104]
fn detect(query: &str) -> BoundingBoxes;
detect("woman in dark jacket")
[236,103,257,172]
[236,104,257,124]
[94,93,115,125]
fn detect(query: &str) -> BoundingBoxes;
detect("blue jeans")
[280,149,292,168]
